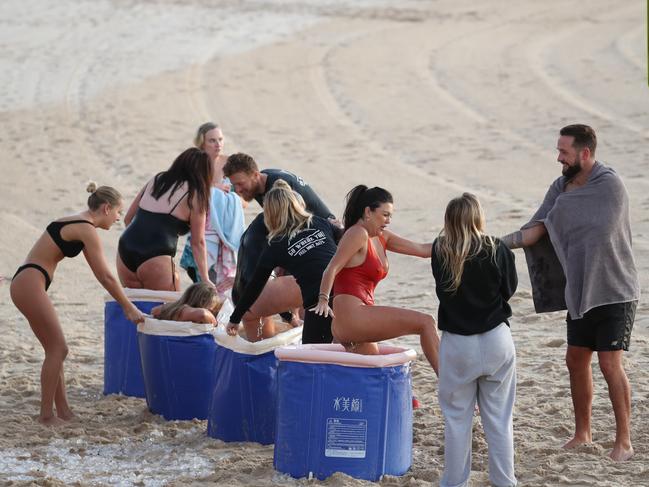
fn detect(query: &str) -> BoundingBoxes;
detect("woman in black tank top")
[10,183,144,426]
[117,148,214,291]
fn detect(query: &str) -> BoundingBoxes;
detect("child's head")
[179,282,222,311]
[156,282,222,321]
[437,193,494,293]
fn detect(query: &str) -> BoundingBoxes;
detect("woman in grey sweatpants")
[431,193,518,487]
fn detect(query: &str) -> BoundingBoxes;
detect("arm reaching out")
[382,229,432,257]
[81,227,144,324]
[501,224,547,249]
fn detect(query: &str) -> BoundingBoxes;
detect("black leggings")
[13,263,52,291]
[302,310,333,344]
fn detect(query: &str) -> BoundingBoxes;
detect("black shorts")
[302,310,333,344]
[566,301,636,351]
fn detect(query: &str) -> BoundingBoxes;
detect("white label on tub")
[324,418,367,458]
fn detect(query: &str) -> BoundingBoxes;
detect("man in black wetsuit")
[224,152,339,338]
[223,152,335,220]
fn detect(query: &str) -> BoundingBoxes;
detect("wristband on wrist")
[318,293,329,301]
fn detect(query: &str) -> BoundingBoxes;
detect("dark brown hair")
[342,185,393,231]
[151,148,213,213]
[560,124,597,156]
[223,152,258,178]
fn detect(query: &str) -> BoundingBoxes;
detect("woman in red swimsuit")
[312,185,439,374]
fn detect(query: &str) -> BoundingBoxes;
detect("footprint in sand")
[545,338,566,348]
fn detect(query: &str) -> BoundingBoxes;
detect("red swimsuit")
[334,236,388,305]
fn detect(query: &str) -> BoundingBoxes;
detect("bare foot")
[38,415,66,426]
[609,445,634,462]
[57,410,76,421]
[563,435,592,449]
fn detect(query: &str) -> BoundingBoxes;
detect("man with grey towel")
[502,124,639,462]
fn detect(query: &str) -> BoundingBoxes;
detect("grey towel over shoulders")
[523,161,639,319]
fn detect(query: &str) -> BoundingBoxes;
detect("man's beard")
[562,154,582,179]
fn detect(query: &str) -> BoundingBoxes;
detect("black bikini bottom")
[13,263,52,291]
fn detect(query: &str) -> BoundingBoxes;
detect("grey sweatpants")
[438,323,517,487]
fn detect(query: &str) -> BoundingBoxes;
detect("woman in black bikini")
[10,183,144,426]
[117,148,213,291]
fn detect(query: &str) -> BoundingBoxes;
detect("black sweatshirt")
[255,169,335,219]
[229,216,339,324]
[431,237,517,335]
[232,213,266,305]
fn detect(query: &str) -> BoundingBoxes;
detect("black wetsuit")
[231,213,267,305]
[230,216,339,343]
[233,169,337,321]
[118,193,190,273]
[255,169,334,219]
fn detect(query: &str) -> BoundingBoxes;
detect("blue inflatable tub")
[207,324,303,445]
[103,289,181,397]
[138,318,217,420]
[273,344,417,481]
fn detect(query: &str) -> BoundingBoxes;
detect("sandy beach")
[1,0,648,485]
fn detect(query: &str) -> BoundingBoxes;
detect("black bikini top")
[46,220,94,258]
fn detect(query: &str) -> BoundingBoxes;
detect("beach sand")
[1,0,648,485]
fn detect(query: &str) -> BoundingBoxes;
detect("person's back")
[117,148,214,291]
[118,178,191,280]
[228,181,338,344]
[138,179,191,218]
[257,169,334,219]
[432,193,517,487]
[432,236,516,336]
[259,216,338,308]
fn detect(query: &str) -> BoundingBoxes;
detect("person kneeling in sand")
[151,282,223,324]
[10,183,145,426]
[311,185,440,375]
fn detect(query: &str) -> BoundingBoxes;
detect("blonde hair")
[155,282,222,321]
[263,180,313,241]
[435,193,496,293]
[86,181,122,211]
[194,122,219,149]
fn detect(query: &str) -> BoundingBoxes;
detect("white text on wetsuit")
[287,230,327,257]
